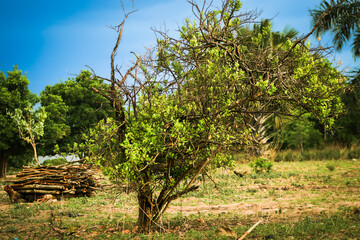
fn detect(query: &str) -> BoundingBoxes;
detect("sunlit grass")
[0,158,359,239]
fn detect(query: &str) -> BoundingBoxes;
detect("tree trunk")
[0,152,8,178]
[31,143,41,166]
[137,187,154,233]
[250,113,272,156]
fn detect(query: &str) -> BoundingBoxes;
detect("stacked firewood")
[4,163,99,202]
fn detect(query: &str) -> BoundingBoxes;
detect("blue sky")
[0,0,357,95]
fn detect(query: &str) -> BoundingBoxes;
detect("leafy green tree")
[277,113,324,150]
[333,71,360,144]
[310,1,360,144]
[85,0,344,232]
[311,0,360,58]
[0,66,37,177]
[40,93,69,152]
[39,70,113,155]
[8,106,47,166]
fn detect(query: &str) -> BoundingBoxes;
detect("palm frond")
[352,28,360,58]
[310,0,360,58]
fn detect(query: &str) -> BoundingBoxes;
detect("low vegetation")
[1,157,359,239]
[274,144,360,162]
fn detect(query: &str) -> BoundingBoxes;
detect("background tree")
[8,106,47,166]
[332,71,360,145]
[276,113,324,151]
[84,0,344,232]
[39,93,69,154]
[39,70,113,156]
[245,19,299,155]
[0,66,37,177]
[311,0,360,144]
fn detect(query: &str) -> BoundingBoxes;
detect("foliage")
[7,106,47,166]
[325,162,336,171]
[332,71,360,145]
[311,0,360,58]
[277,113,324,150]
[42,158,68,166]
[347,144,360,159]
[77,118,122,180]
[249,157,273,173]
[0,66,37,177]
[310,0,360,145]
[273,144,360,162]
[243,19,299,156]
[85,0,344,232]
[7,149,34,170]
[39,93,69,152]
[39,70,113,155]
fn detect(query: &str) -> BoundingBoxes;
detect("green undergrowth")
[274,145,360,162]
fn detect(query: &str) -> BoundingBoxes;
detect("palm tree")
[253,19,299,49]
[310,0,360,58]
[248,20,299,156]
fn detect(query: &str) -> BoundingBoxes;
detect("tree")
[39,93,69,153]
[245,19,299,155]
[0,66,37,177]
[85,0,343,232]
[8,106,47,166]
[39,70,113,156]
[277,113,324,150]
[310,0,360,144]
[310,0,360,58]
[333,70,360,144]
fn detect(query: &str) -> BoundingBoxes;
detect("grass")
[0,158,359,239]
[273,144,360,162]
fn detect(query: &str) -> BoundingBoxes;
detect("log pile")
[4,163,99,202]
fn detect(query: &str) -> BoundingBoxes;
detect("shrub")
[249,157,273,173]
[348,147,360,159]
[274,150,302,162]
[274,145,358,162]
[325,162,336,171]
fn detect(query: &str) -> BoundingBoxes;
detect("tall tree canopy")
[83,0,344,232]
[39,70,113,155]
[311,0,360,58]
[0,66,37,177]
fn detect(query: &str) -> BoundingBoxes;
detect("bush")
[277,114,324,150]
[7,149,34,169]
[42,158,68,166]
[274,145,358,162]
[348,147,360,159]
[249,157,273,173]
[325,162,336,171]
[274,150,302,162]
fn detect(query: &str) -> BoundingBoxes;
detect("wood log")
[7,163,98,202]
[13,184,66,190]
[17,189,61,195]
[62,189,76,194]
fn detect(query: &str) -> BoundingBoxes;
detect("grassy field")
[0,159,359,239]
